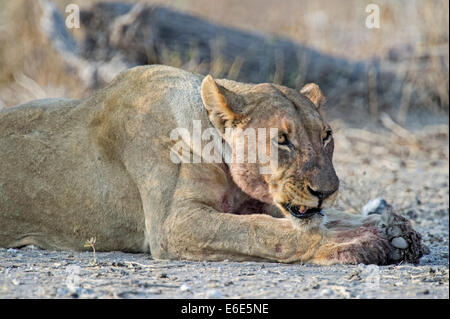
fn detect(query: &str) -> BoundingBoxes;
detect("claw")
[376,206,426,264]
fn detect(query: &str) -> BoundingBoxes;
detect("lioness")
[0,65,426,264]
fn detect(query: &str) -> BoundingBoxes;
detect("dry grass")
[0,0,448,121]
[0,0,87,107]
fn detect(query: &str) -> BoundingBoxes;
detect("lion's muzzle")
[281,203,324,219]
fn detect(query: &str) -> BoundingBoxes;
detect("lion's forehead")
[248,108,324,137]
[240,85,323,123]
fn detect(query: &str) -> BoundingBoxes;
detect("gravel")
[0,246,447,299]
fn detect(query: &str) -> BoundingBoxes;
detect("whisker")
[284,183,306,198]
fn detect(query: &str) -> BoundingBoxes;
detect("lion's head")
[201,75,339,222]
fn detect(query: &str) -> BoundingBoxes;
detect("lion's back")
[0,98,81,136]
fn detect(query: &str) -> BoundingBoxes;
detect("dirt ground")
[0,119,448,299]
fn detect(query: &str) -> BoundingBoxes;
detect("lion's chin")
[281,203,324,219]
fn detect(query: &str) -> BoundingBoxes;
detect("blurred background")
[0,0,448,127]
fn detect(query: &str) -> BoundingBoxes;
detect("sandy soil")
[0,120,448,299]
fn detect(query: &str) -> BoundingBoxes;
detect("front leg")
[323,207,380,230]
[323,203,428,264]
[161,200,397,265]
[311,226,392,265]
[163,202,324,263]
[154,164,394,265]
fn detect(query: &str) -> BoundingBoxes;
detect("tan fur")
[0,65,412,264]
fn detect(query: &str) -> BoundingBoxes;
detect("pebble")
[206,289,223,299]
[56,287,70,296]
[22,245,40,251]
[320,288,334,297]
[180,284,191,291]
[362,198,390,216]
[391,237,409,249]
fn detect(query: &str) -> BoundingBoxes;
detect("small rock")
[362,198,390,216]
[69,287,83,298]
[421,289,430,295]
[112,262,125,267]
[391,237,409,249]
[56,287,70,296]
[406,210,418,219]
[79,288,95,296]
[348,270,362,281]
[180,284,191,291]
[22,245,40,251]
[206,289,222,299]
[320,288,334,297]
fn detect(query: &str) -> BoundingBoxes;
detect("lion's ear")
[201,75,245,132]
[300,83,325,109]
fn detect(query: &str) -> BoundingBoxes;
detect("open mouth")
[282,203,323,219]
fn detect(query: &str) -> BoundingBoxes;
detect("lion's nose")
[307,186,336,201]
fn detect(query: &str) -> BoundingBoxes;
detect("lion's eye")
[323,130,332,146]
[277,133,290,146]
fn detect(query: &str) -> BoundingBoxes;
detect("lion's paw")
[331,227,391,265]
[375,203,429,264]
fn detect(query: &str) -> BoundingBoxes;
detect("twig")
[84,237,97,266]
